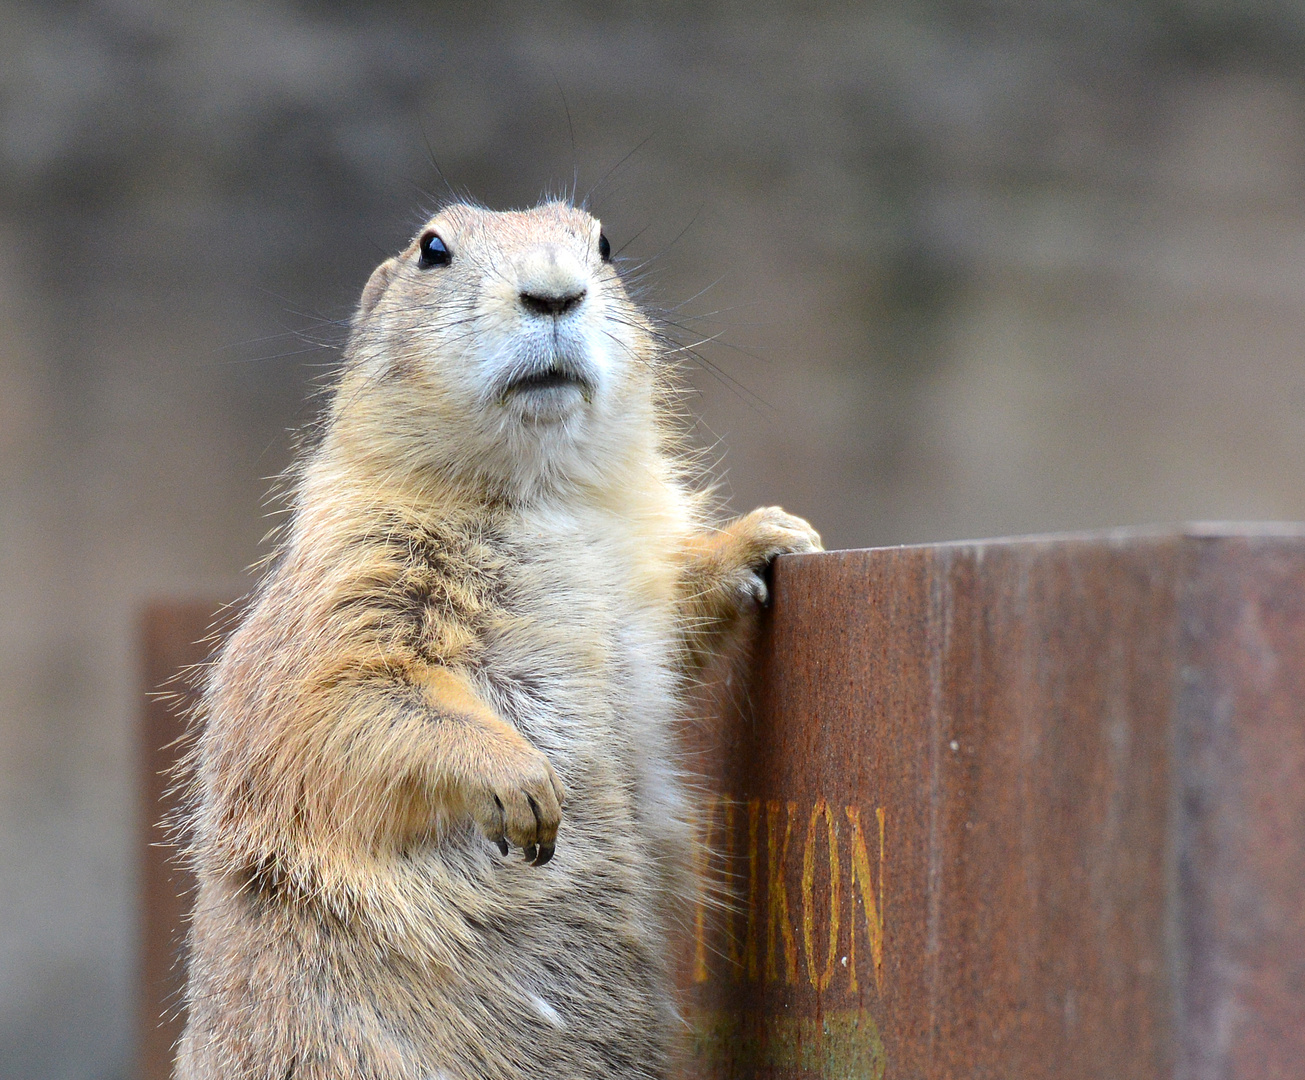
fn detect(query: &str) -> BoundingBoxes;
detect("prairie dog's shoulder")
[234,487,509,661]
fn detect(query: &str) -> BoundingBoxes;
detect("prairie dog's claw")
[731,506,822,606]
[468,741,564,865]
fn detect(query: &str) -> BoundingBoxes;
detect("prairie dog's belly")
[476,510,686,842]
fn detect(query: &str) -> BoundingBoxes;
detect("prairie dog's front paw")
[463,733,566,866]
[729,506,823,606]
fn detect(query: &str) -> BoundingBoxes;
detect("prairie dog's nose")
[517,244,588,317]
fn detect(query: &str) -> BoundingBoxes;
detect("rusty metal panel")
[683,538,1179,1078]
[137,601,218,1080]
[682,531,1305,1078]
[137,531,1305,1079]
[1174,536,1305,1079]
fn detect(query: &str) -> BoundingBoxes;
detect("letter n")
[845,805,885,994]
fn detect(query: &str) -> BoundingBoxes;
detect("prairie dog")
[178,200,821,1079]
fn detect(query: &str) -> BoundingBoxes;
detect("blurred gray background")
[4,1,1305,1076]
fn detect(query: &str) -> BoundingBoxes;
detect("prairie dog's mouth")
[499,365,594,403]
[506,368,588,394]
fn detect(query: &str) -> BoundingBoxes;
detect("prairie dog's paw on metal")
[731,506,822,606]
[737,505,823,559]
[466,739,567,866]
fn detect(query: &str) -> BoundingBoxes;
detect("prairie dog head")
[330,202,661,498]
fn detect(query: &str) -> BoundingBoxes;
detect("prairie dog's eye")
[598,232,611,262]
[418,232,451,268]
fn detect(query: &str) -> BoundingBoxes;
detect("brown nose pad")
[519,289,586,317]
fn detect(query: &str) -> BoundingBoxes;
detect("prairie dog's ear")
[357,258,396,319]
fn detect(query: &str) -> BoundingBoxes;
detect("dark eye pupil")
[598,232,611,262]
[419,232,451,268]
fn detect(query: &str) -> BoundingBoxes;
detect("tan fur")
[177,201,820,1079]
